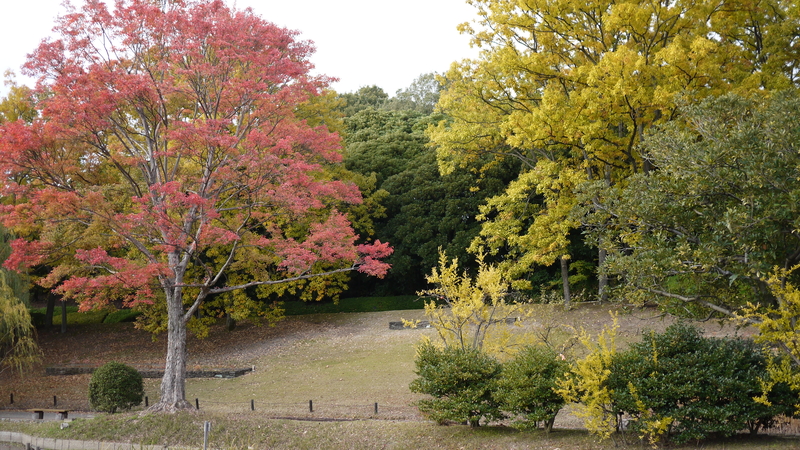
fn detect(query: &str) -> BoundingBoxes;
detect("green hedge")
[282,295,422,315]
[607,323,797,443]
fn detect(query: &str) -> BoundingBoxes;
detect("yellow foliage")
[628,382,673,445]
[415,249,533,357]
[556,314,619,440]
[738,266,800,409]
[430,0,799,280]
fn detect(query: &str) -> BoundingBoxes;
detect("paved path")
[0,410,94,421]
[0,431,195,450]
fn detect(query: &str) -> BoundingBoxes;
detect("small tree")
[493,345,569,432]
[739,266,800,410]
[555,315,620,440]
[414,250,531,355]
[0,272,40,375]
[89,362,144,413]
[409,340,502,427]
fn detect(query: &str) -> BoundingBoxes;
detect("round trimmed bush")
[88,361,144,413]
[607,323,796,444]
[410,341,502,427]
[493,345,570,432]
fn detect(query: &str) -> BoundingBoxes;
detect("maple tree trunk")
[151,293,192,412]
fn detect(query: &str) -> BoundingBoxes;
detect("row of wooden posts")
[9,393,382,414]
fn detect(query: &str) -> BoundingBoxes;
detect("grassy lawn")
[3,302,799,449]
[2,412,798,450]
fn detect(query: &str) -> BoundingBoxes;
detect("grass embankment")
[2,411,797,450]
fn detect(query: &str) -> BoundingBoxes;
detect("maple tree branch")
[199,265,359,295]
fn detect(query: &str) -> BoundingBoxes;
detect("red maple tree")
[0,0,391,412]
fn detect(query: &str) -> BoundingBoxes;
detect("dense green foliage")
[607,324,796,443]
[282,295,422,315]
[493,345,569,432]
[88,362,144,413]
[341,100,519,295]
[410,341,503,427]
[583,93,800,315]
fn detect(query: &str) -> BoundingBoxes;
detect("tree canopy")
[582,93,800,315]
[0,0,390,411]
[428,0,800,299]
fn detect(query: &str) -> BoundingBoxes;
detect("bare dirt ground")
[0,303,761,418]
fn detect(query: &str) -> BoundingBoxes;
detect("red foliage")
[0,0,392,408]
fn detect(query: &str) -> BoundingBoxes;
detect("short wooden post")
[196,398,200,410]
[9,393,13,404]
[309,400,313,412]
[145,396,149,407]
[53,396,57,407]
[374,402,378,414]
[250,399,254,411]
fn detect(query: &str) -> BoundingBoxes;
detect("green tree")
[493,345,569,432]
[428,0,800,300]
[384,73,441,114]
[343,107,518,294]
[0,223,39,375]
[582,93,800,315]
[337,85,390,116]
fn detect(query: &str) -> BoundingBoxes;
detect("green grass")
[5,304,799,449]
[1,412,797,450]
[281,295,424,315]
[28,306,109,326]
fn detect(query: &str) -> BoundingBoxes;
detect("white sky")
[0,0,479,96]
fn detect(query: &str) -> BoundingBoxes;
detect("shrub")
[607,323,796,444]
[493,345,569,432]
[409,340,502,427]
[88,361,144,413]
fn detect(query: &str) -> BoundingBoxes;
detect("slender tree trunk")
[152,293,192,412]
[560,256,571,308]
[598,247,608,303]
[60,300,67,334]
[44,292,56,328]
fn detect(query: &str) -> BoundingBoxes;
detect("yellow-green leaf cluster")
[430,0,799,281]
[556,315,619,440]
[738,266,800,406]
[416,249,532,356]
[0,271,41,375]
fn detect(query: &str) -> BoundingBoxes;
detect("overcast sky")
[0,0,479,96]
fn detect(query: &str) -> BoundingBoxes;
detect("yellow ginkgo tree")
[429,0,800,300]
